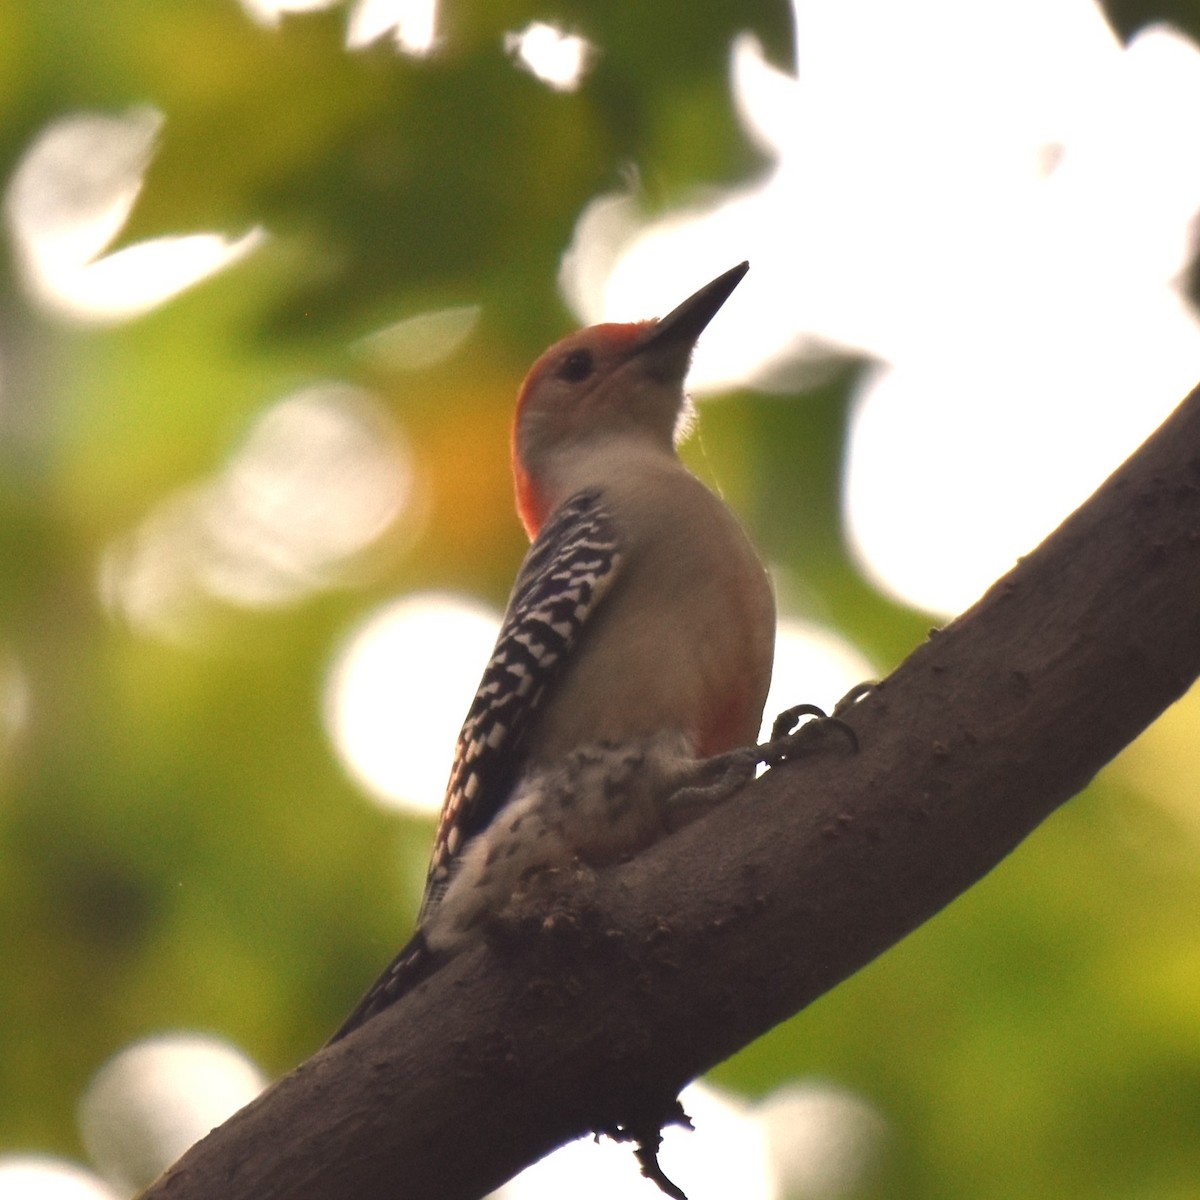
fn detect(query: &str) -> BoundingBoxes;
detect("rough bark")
[140,382,1200,1200]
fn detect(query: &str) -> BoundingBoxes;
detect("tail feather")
[326,930,437,1045]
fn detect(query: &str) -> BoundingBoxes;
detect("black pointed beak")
[634,261,749,377]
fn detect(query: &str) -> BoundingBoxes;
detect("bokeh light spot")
[505,22,594,92]
[0,1158,116,1200]
[4,110,263,324]
[101,383,409,640]
[325,593,500,813]
[347,0,440,55]
[77,1035,265,1196]
[496,1080,883,1199]
[237,0,339,26]
[355,304,479,369]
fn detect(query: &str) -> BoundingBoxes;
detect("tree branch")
[140,382,1200,1200]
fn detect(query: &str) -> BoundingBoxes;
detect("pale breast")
[526,456,775,764]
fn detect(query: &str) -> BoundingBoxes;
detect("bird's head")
[511,261,748,537]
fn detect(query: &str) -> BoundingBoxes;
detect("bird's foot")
[663,746,760,829]
[756,690,868,770]
[663,684,873,827]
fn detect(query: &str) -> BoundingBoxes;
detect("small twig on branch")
[139,381,1200,1200]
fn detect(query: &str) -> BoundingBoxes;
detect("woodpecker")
[329,262,778,1043]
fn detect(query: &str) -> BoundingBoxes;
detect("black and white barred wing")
[420,487,620,919]
[327,489,620,1044]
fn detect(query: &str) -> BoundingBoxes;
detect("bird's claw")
[769,702,828,742]
[831,680,876,718]
[759,698,862,769]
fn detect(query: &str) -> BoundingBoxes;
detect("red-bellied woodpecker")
[329,262,780,1043]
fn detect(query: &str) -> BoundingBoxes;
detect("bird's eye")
[557,348,595,382]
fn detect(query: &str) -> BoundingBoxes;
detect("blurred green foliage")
[1,2,1199,1198]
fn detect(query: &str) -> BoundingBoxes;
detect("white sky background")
[563,0,1200,616]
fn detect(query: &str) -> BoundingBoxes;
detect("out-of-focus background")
[2,2,1200,1197]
